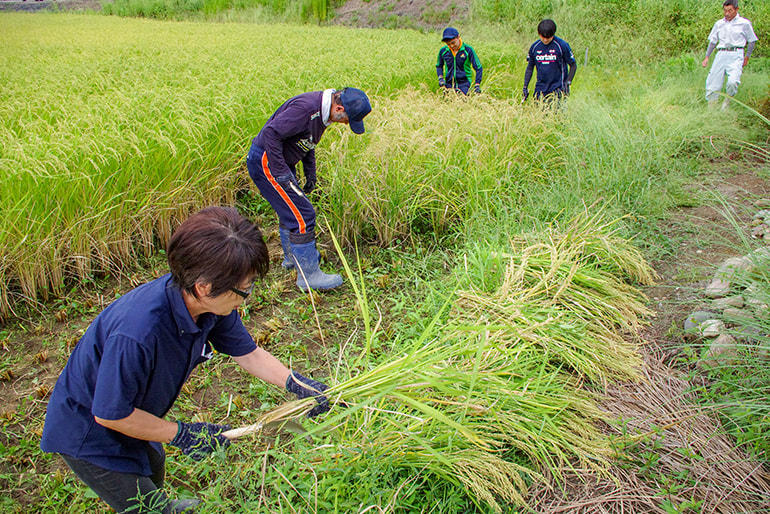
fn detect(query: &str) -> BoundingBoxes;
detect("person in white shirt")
[702,0,758,109]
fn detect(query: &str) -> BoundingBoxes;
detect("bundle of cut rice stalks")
[240,211,656,512]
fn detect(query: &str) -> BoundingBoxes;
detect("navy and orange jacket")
[252,91,328,183]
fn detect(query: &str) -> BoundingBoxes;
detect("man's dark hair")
[537,19,557,38]
[332,90,343,106]
[167,206,269,298]
[723,0,737,8]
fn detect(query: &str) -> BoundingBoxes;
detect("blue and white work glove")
[286,372,330,418]
[168,421,231,461]
[438,77,446,88]
[474,84,481,94]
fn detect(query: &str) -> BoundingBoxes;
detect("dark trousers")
[61,445,177,513]
[442,81,470,95]
[533,88,567,108]
[246,143,316,244]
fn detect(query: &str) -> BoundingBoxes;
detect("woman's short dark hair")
[167,206,269,298]
[538,19,557,38]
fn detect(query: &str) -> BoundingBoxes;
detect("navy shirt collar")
[163,275,217,336]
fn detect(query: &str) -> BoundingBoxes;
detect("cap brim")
[349,120,365,134]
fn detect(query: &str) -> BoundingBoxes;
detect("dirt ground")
[528,165,770,512]
[332,0,470,30]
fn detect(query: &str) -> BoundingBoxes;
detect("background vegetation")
[97,0,769,61]
[0,0,768,511]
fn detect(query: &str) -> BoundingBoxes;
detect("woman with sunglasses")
[41,206,329,513]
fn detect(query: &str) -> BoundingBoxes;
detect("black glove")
[438,77,446,88]
[474,84,481,94]
[563,81,571,96]
[303,178,316,195]
[286,372,329,418]
[168,421,231,461]
[522,88,529,101]
[275,174,300,193]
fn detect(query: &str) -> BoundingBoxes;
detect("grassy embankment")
[0,6,768,513]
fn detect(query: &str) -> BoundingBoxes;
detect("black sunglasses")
[229,281,256,299]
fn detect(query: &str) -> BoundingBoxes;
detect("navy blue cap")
[340,88,372,135]
[441,27,459,41]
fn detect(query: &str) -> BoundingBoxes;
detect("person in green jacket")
[436,27,483,95]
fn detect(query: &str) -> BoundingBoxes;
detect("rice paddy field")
[4,12,760,319]
[1,8,769,513]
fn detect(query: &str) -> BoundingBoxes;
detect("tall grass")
[470,0,768,65]
[319,89,563,246]
[318,63,748,250]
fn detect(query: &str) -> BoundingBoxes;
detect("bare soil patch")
[332,0,470,30]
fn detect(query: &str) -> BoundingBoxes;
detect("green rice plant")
[351,61,758,257]
[206,211,652,512]
[0,15,441,318]
[320,88,563,247]
[455,207,654,384]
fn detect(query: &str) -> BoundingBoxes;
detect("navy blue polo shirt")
[526,36,576,95]
[40,274,257,475]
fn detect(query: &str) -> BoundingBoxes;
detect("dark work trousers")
[443,80,470,95]
[246,143,316,244]
[61,444,177,513]
[533,88,567,108]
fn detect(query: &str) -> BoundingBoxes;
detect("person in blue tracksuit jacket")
[41,207,332,513]
[523,19,577,102]
[436,27,483,95]
[246,88,372,292]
